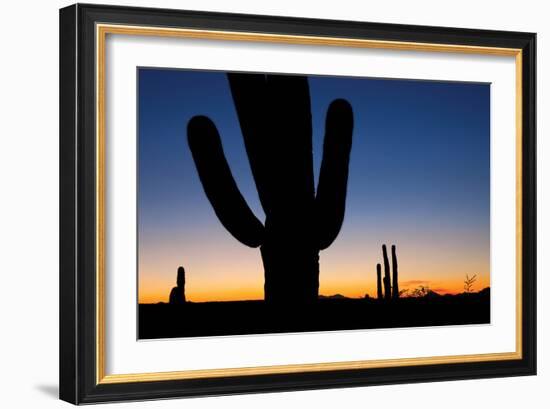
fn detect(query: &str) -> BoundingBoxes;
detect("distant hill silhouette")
[318,294,348,299]
[424,290,443,299]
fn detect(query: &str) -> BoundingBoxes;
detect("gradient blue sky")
[138,68,490,303]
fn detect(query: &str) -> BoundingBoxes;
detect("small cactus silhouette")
[187,73,353,303]
[169,266,186,304]
[376,244,399,301]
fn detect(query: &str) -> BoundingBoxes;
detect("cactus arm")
[187,115,265,248]
[315,99,354,250]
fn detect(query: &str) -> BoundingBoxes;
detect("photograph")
[137,68,491,339]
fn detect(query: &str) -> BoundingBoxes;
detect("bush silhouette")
[463,274,477,293]
[187,73,354,303]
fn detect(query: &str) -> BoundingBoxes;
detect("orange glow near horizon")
[138,224,490,303]
[139,268,490,303]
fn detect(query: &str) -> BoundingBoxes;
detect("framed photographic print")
[59,3,536,404]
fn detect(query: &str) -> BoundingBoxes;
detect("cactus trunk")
[391,245,399,299]
[260,212,320,303]
[261,241,319,303]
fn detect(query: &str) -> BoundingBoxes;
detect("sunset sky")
[138,68,490,304]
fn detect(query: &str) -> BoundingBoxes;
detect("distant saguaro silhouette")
[376,244,400,301]
[169,266,186,304]
[382,245,392,301]
[391,245,399,299]
[187,73,354,303]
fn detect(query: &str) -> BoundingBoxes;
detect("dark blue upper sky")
[138,68,490,302]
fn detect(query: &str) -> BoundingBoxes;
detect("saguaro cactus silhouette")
[169,266,186,304]
[187,73,353,303]
[382,245,392,301]
[376,244,399,300]
[391,245,399,299]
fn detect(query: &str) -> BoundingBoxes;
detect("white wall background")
[0,0,546,407]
